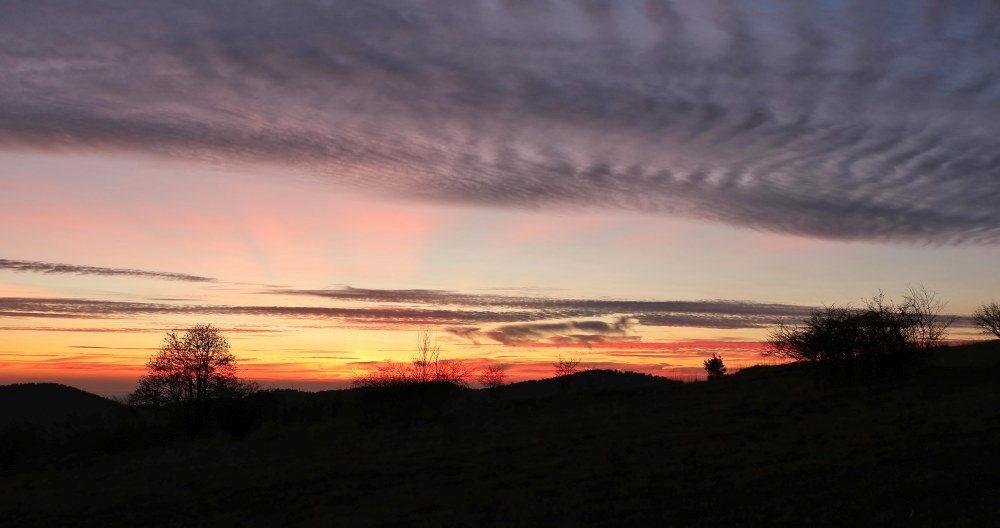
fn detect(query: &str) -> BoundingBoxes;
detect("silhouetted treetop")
[129,324,255,435]
[703,354,726,380]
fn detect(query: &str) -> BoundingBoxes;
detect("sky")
[2,0,999,396]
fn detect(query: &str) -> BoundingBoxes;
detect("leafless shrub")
[765,288,954,377]
[972,301,1000,339]
[477,364,507,389]
[553,354,582,377]
[412,329,441,383]
[902,285,953,350]
[353,330,472,387]
[432,358,474,386]
[352,361,413,389]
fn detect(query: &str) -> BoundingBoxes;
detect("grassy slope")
[4,343,1000,527]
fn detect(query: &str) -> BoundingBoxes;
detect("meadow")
[3,341,999,526]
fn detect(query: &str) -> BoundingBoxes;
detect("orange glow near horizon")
[0,319,780,395]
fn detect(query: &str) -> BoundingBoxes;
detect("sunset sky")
[2,0,999,395]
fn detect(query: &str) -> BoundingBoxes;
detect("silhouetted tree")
[703,353,726,380]
[477,364,507,388]
[353,330,472,388]
[553,354,581,377]
[902,285,954,350]
[412,329,441,383]
[765,289,952,376]
[129,324,256,435]
[972,301,1000,339]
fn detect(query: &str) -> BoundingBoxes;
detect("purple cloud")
[0,259,216,283]
[1,0,999,242]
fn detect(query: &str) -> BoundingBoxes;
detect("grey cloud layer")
[273,287,816,344]
[2,0,999,242]
[272,287,815,324]
[0,285,816,339]
[2,286,977,345]
[0,259,216,283]
[479,317,637,346]
[0,297,513,327]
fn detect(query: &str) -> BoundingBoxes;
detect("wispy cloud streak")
[2,1,998,242]
[0,259,216,283]
[450,316,638,346]
[0,287,816,337]
[269,287,816,318]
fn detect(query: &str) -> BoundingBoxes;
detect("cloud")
[0,311,89,319]
[0,325,281,334]
[1,1,998,243]
[69,346,157,350]
[0,296,537,327]
[0,286,977,339]
[0,288,811,333]
[634,313,794,330]
[482,316,636,346]
[0,259,216,283]
[0,326,162,333]
[272,286,816,328]
[271,286,814,313]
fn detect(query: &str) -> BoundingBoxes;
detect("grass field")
[3,342,1000,526]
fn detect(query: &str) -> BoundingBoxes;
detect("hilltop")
[2,341,1000,526]
[0,383,126,428]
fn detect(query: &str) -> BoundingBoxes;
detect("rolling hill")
[0,383,126,428]
[3,341,999,526]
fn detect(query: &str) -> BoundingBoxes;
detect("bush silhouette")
[703,354,726,380]
[766,289,952,377]
[353,330,473,388]
[478,364,508,388]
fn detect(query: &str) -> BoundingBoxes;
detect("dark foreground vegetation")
[3,341,1000,526]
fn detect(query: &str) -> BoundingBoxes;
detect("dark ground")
[2,341,999,527]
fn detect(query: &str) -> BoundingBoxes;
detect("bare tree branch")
[972,301,1000,339]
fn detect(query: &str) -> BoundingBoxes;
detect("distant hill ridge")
[4,340,998,425]
[0,383,124,428]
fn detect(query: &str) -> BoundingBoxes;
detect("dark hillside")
[496,368,680,400]
[925,339,1000,368]
[0,383,163,471]
[246,370,678,427]
[0,383,124,428]
[3,341,1000,526]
